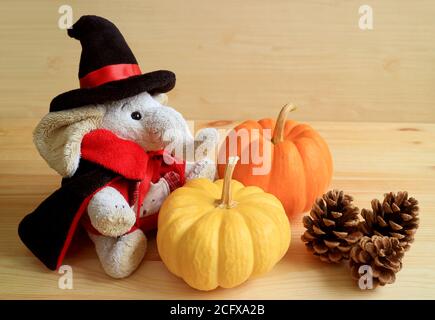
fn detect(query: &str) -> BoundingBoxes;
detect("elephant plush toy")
[18,15,217,278]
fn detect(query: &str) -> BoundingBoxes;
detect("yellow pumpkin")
[157,157,291,291]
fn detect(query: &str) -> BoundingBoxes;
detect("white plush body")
[34,92,217,278]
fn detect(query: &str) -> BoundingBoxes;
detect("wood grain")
[1,119,435,299]
[0,0,434,122]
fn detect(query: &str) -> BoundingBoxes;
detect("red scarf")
[80,129,185,234]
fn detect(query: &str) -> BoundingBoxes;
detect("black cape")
[18,160,118,270]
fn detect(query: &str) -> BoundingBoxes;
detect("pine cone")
[350,235,404,287]
[301,190,363,263]
[359,192,419,250]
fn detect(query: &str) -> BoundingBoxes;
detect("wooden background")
[1,0,435,122]
[1,0,434,299]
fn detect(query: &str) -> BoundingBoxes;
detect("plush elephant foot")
[88,229,147,279]
[87,186,136,237]
[186,158,216,181]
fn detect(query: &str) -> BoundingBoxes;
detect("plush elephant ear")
[33,106,105,177]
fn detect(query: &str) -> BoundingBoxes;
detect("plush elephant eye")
[131,111,142,120]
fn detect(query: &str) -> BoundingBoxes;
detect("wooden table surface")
[1,119,434,299]
[1,0,435,299]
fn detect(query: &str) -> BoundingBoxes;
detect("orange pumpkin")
[217,104,333,218]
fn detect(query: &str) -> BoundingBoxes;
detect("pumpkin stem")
[271,103,297,144]
[220,156,239,208]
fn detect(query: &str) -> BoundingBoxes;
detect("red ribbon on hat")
[79,63,142,88]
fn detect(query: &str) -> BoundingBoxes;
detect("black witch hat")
[49,15,176,112]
